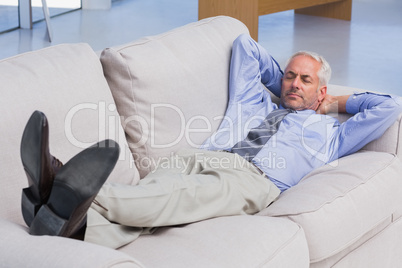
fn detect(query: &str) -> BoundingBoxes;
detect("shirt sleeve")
[261,55,283,98]
[228,34,283,105]
[332,92,402,159]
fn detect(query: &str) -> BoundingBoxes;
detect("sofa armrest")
[0,219,144,268]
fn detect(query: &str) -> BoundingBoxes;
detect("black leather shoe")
[20,111,63,227]
[29,139,120,238]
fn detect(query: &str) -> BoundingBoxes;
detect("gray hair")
[286,51,332,86]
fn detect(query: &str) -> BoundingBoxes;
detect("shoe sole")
[20,111,48,226]
[30,139,120,237]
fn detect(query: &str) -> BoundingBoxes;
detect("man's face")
[280,55,326,111]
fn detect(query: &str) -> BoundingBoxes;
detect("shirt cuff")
[345,92,393,114]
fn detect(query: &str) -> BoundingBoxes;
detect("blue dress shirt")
[200,34,402,192]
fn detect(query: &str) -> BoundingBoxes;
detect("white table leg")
[41,0,53,42]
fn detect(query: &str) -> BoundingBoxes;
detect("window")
[0,0,81,34]
[0,0,19,33]
[32,0,81,22]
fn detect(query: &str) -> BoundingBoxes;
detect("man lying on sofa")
[20,34,401,248]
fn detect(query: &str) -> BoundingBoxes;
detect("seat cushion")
[258,151,402,264]
[0,219,143,268]
[118,215,309,267]
[100,16,249,178]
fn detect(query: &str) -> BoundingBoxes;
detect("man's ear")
[318,85,327,103]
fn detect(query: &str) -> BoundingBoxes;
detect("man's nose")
[292,76,301,89]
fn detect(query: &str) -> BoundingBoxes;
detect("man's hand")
[316,94,350,114]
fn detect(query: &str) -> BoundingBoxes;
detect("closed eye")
[301,75,312,83]
[285,71,296,79]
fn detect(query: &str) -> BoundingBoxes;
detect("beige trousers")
[85,149,280,249]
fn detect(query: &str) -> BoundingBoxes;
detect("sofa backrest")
[0,44,139,225]
[101,16,249,178]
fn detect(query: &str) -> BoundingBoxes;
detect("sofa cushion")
[320,217,402,268]
[258,151,402,264]
[0,44,139,225]
[100,16,249,178]
[118,215,309,267]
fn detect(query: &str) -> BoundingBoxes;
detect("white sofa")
[1,16,402,267]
